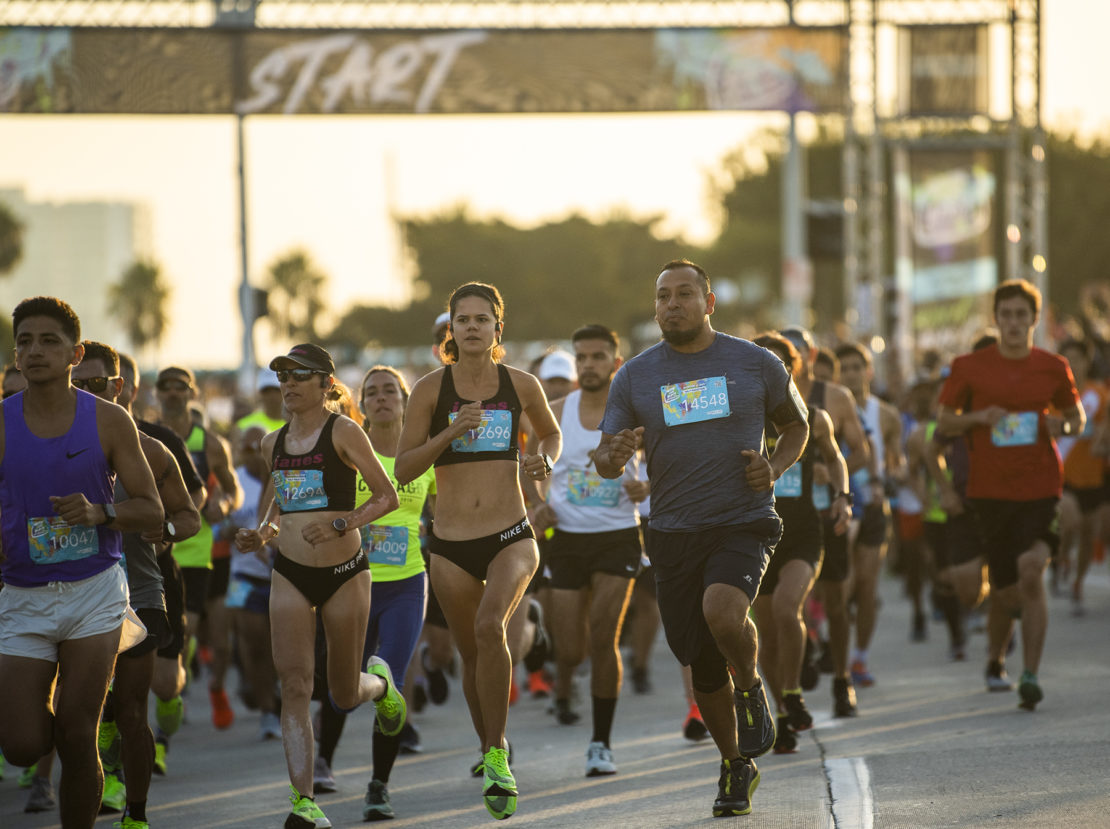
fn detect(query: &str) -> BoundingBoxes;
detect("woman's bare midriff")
[276,509,362,566]
[432,459,528,540]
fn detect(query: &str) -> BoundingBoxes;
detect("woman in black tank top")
[235,344,405,828]
[395,284,561,820]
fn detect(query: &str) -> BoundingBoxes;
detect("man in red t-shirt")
[937,279,1084,711]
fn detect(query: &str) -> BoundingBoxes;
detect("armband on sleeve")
[771,380,809,428]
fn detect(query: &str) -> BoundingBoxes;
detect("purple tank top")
[0,390,122,587]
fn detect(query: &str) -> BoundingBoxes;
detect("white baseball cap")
[538,350,577,382]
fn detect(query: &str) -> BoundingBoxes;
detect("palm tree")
[266,249,328,342]
[109,259,171,358]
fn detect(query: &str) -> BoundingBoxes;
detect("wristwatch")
[164,520,177,540]
[540,453,553,476]
[332,517,349,536]
[101,503,117,526]
[832,491,854,506]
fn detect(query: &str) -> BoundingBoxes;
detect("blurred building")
[0,186,153,348]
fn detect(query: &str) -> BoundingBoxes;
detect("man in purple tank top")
[0,296,163,829]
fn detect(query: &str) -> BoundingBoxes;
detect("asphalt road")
[3,568,1110,828]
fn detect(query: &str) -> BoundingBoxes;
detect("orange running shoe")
[210,688,234,730]
[527,669,552,698]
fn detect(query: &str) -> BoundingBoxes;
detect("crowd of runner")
[0,262,1101,827]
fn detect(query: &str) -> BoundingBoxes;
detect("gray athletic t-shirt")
[600,332,797,532]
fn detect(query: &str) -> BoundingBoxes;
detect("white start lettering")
[333,552,365,575]
[499,523,524,542]
[236,31,487,115]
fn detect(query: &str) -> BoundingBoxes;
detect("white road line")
[825,757,874,829]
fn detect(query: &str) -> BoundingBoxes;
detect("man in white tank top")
[836,343,905,688]
[523,325,648,779]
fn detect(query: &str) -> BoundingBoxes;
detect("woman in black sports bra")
[396,283,561,820]
[235,343,405,829]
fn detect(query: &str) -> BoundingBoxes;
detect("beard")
[578,373,610,393]
[660,322,702,346]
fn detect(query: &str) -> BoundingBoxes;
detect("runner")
[235,343,405,829]
[779,327,870,718]
[936,280,1084,710]
[2,364,25,399]
[750,332,851,754]
[0,296,163,829]
[594,261,810,817]
[525,324,648,777]
[395,282,561,821]
[835,342,904,687]
[73,340,202,828]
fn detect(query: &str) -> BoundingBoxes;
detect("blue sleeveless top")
[0,390,122,587]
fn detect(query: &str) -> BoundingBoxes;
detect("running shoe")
[259,711,282,741]
[420,643,450,705]
[712,757,759,817]
[783,690,814,731]
[683,702,710,742]
[523,598,551,674]
[411,681,429,713]
[363,779,394,821]
[554,697,580,725]
[800,636,820,691]
[153,741,168,776]
[24,775,56,813]
[985,660,1014,692]
[286,786,331,829]
[482,746,517,821]
[366,656,406,737]
[850,659,875,687]
[18,763,38,788]
[832,677,858,718]
[527,669,553,698]
[471,740,513,778]
[735,677,775,759]
[155,695,184,736]
[115,817,149,829]
[101,771,127,813]
[1018,670,1043,711]
[631,666,652,695]
[585,741,617,777]
[0,749,5,780]
[399,720,423,755]
[313,756,337,794]
[773,715,797,755]
[210,688,234,730]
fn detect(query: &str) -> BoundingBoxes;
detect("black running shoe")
[420,644,449,705]
[523,599,551,674]
[832,677,858,718]
[800,636,820,691]
[735,678,775,759]
[712,757,759,817]
[783,691,814,731]
[772,715,797,755]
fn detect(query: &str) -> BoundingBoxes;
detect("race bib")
[362,524,409,566]
[991,412,1038,447]
[27,516,98,565]
[774,463,803,498]
[225,576,252,609]
[272,469,329,511]
[812,485,831,510]
[450,409,512,453]
[660,376,730,427]
[567,468,623,507]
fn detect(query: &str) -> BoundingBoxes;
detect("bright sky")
[2,0,1107,369]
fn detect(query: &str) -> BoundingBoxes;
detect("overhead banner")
[1,26,847,115]
[900,25,988,117]
[906,150,998,356]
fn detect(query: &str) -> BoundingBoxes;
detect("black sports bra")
[270,414,357,514]
[430,365,522,467]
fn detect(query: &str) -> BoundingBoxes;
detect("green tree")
[266,249,328,342]
[109,259,170,355]
[0,202,26,357]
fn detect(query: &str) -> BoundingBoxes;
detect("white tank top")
[849,395,885,507]
[547,389,640,532]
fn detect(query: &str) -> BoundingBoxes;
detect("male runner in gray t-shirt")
[595,259,809,818]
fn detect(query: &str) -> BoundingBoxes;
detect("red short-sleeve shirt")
[938,344,1080,501]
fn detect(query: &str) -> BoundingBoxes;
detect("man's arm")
[827,384,870,474]
[206,433,243,519]
[148,442,202,544]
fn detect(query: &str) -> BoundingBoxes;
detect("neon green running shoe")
[114,817,149,829]
[18,763,38,788]
[101,771,127,813]
[153,742,167,776]
[366,656,406,737]
[482,746,517,820]
[155,695,184,736]
[285,786,332,829]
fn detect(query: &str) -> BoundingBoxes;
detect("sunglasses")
[276,369,325,384]
[73,376,118,393]
[157,380,190,392]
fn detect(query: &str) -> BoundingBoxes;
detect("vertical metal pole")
[782,111,809,328]
[237,111,256,397]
